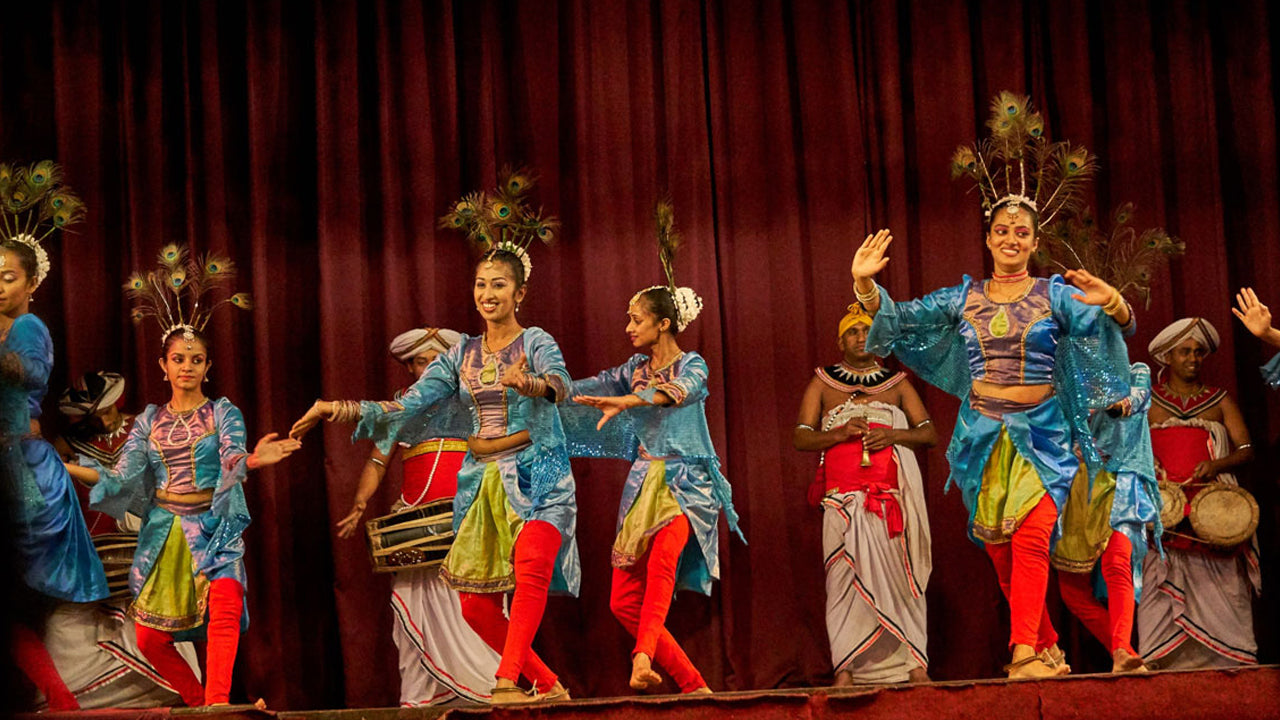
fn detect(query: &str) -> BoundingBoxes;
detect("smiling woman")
[848,93,1151,680]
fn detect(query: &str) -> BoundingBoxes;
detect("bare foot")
[1005,644,1055,679]
[254,698,268,710]
[687,686,713,695]
[630,653,663,690]
[1111,648,1148,673]
[907,667,931,683]
[832,670,854,687]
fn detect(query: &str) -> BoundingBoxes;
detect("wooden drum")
[365,497,455,573]
[92,533,137,599]
[1157,480,1186,531]
[1188,484,1258,548]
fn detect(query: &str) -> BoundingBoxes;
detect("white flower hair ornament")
[630,201,704,333]
[0,160,87,289]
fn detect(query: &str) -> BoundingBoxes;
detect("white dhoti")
[391,566,500,706]
[40,601,199,709]
[821,402,931,683]
[1138,417,1260,668]
[1138,548,1259,668]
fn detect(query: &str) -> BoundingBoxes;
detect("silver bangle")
[368,457,386,468]
[855,285,879,305]
[796,424,815,432]
[914,419,933,428]
[1237,443,1252,451]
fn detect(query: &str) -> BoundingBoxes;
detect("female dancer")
[335,327,499,706]
[77,246,300,707]
[852,93,1142,678]
[2,162,108,710]
[292,241,577,704]
[570,203,738,694]
[1050,362,1157,672]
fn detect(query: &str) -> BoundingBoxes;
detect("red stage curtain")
[1,0,1276,708]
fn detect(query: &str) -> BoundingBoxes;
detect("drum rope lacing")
[402,438,447,507]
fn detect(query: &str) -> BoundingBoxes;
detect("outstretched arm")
[336,446,393,539]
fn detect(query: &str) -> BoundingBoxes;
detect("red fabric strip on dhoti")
[820,429,902,537]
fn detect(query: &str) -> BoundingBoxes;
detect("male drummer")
[335,327,499,706]
[1138,318,1260,668]
[56,372,137,534]
[794,303,937,685]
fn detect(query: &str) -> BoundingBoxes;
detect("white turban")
[388,327,462,362]
[59,371,126,417]
[1148,317,1220,365]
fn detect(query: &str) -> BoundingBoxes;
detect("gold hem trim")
[440,566,515,594]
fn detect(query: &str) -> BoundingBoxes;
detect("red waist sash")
[818,427,902,536]
[401,438,466,505]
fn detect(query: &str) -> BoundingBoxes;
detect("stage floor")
[22,665,1280,720]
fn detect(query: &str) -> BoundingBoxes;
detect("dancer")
[336,327,499,706]
[1,161,109,710]
[1233,287,1280,387]
[1138,318,1259,668]
[570,202,739,694]
[55,370,203,709]
[82,245,301,707]
[1050,362,1159,673]
[852,93,1142,678]
[793,302,935,685]
[292,172,575,704]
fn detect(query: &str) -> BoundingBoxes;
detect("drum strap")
[404,438,447,507]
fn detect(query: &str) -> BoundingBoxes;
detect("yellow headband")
[838,303,872,340]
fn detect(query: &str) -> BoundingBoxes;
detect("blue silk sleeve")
[571,354,645,398]
[90,406,157,521]
[635,353,709,407]
[1262,351,1280,390]
[866,278,973,398]
[211,399,252,529]
[523,327,573,404]
[354,338,466,455]
[1,314,52,395]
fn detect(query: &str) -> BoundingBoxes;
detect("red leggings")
[135,577,244,706]
[12,623,79,710]
[984,494,1059,651]
[1057,531,1136,654]
[457,519,562,689]
[609,515,706,693]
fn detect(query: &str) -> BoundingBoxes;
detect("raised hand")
[850,229,894,282]
[1063,269,1117,306]
[249,432,302,469]
[1233,287,1278,345]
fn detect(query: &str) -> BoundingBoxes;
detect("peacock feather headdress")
[632,200,703,332]
[1035,203,1184,309]
[438,167,559,280]
[0,160,87,288]
[124,244,252,348]
[950,92,1097,226]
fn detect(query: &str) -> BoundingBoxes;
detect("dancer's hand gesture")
[335,502,366,539]
[249,432,302,469]
[1233,287,1280,347]
[1063,269,1117,306]
[850,229,893,282]
[290,400,334,439]
[573,394,641,430]
[499,352,529,389]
